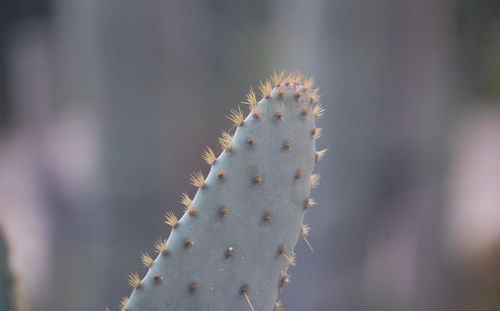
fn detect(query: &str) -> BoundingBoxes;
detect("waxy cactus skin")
[116,72,326,311]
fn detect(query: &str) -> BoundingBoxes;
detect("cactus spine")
[117,72,325,311]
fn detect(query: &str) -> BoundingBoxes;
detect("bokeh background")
[1,0,500,310]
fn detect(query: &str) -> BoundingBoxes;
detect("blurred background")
[0,0,499,310]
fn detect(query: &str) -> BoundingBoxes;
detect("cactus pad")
[118,72,325,311]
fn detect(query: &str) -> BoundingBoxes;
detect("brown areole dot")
[274,112,283,121]
[304,197,317,209]
[184,239,194,248]
[253,176,262,185]
[281,142,291,152]
[153,273,164,285]
[278,273,290,289]
[225,246,234,258]
[294,170,304,180]
[247,138,255,146]
[218,207,229,217]
[240,285,250,295]
[186,207,197,217]
[190,282,199,293]
[263,212,273,223]
[240,285,255,311]
[301,109,308,118]
[279,244,288,256]
[311,127,322,139]
[217,171,225,181]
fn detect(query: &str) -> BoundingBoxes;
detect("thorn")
[241,87,257,108]
[301,224,314,253]
[259,79,272,99]
[227,106,245,127]
[311,128,322,140]
[141,252,154,268]
[294,170,304,180]
[310,174,321,188]
[274,300,283,311]
[180,192,197,216]
[272,71,285,85]
[304,197,317,209]
[153,272,164,284]
[180,192,192,208]
[241,285,255,311]
[253,175,262,185]
[164,211,179,229]
[154,239,169,256]
[202,146,217,165]
[288,70,303,84]
[119,296,129,311]
[263,212,272,223]
[128,272,142,289]
[282,142,291,152]
[217,170,225,181]
[218,131,233,152]
[274,112,283,121]
[295,92,301,99]
[279,244,297,266]
[315,149,328,162]
[303,76,315,89]
[313,104,325,118]
[190,170,206,189]
[225,246,234,258]
[184,239,194,248]
[310,88,321,103]
[286,253,297,267]
[190,282,199,293]
[218,207,229,217]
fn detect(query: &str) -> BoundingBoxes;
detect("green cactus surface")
[0,228,14,311]
[118,72,326,311]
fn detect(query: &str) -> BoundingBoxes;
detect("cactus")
[117,72,326,311]
[0,228,15,311]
